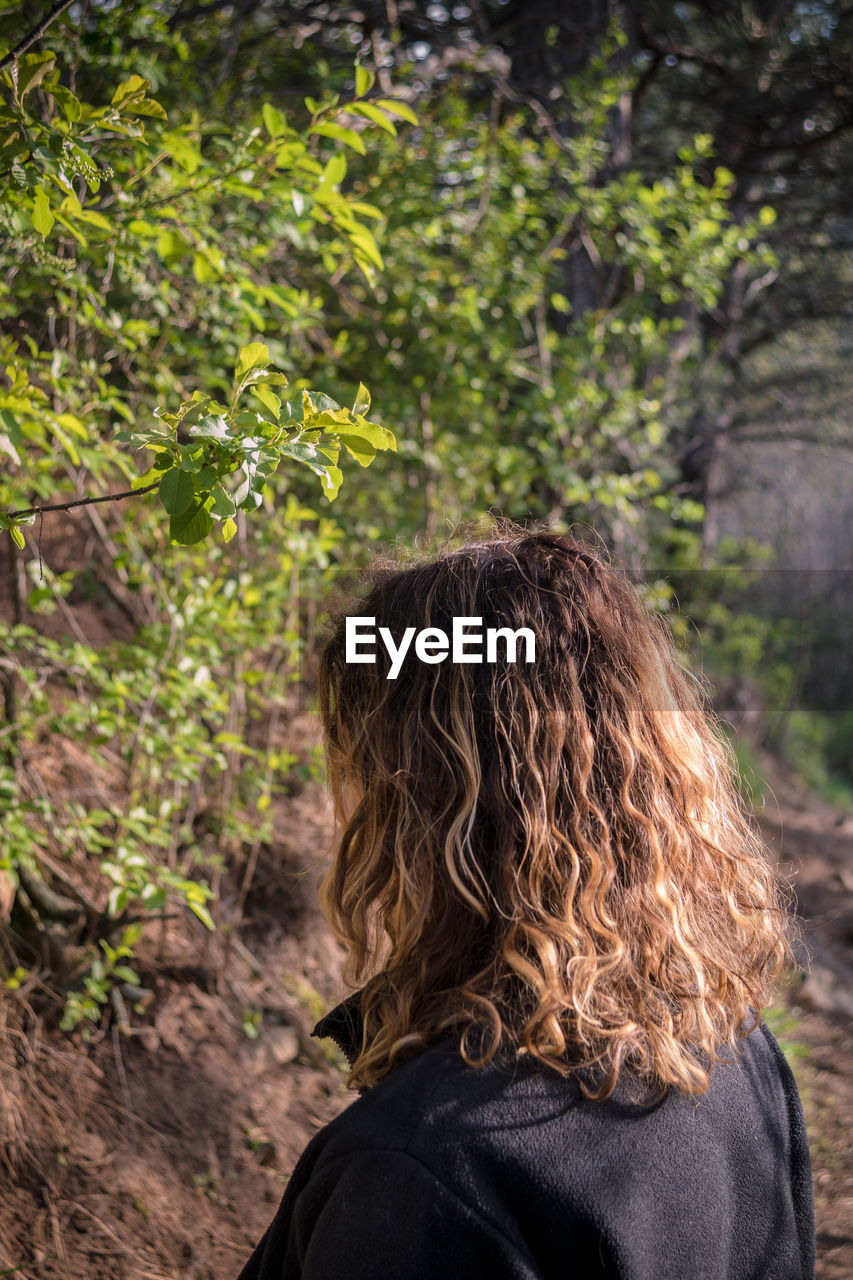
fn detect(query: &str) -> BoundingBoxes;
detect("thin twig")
[7,482,158,522]
[0,0,75,71]
[111,1024,137,1148]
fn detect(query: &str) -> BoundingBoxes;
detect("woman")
[237,526,815,1280]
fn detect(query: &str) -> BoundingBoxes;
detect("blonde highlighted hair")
[317,525,796,1099]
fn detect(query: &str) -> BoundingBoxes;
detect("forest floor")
[1,726,852,1279]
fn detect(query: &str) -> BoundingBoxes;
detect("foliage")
[778,710,853,812]
[0,6,413,1028]
[117,345,392,545]
[0,41,406,545]
[0,497,344,1031]
[298,62,776,551]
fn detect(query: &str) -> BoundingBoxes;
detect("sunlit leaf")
[374,98,418,125]
[252,384,281,418]
[14,52,56,99]
[355,64,375,98]
[111,74,149,109]
[32,186,54,238]
[347,101,397,135]
[262,102,286,137]
[311,121,366,155]
[234,343,270,381]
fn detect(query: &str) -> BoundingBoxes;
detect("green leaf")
[232,469,263,509]
[161,130,201,173]
[159,467,194,515]
[187,414,232,441]
[221,517,237,543]
[347,101,397,135]
[319,152,347,188]
[113,965,139,984]
[155,229,189,262]
[251,384,281,419]
[188,900,215,930]
[0,432,20,465]
[32,186,54,238]
[235,343,270,381]
[310,121,366,155]
[126,218,158,237]
[111,74,149,110]
[131,466,163,490]
[9,526,25,549]
[341,421,395,452]
[279,440,343,499]
[50,84,82,122]
[374,98,418,125]
[131,98,167,119]
[305,93,340,116]
[54,412,87,440]
[169,499,213,545]
[348,223,384,269]
[339,436,376,467]
[50,418,80,464]
[192,251,213,283]
[320,464,343,500]
[355,64,375,98]
[348,200,383,220]
[14,52,56,99]
[210,486,236,519]
[336,422,394,454]
[262,102,286,137]
[232,345,285,403]
[353,382,371,416]
[75,205,112,232]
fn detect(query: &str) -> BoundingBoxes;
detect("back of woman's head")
[317,524,795,1099]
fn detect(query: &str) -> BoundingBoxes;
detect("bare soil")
[1,778,354,1280]
[752,747,853,1280]
[1,669,851,1276]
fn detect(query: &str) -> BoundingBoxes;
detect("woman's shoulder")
[280,1017,813,1280]
[309,1015,795,1168]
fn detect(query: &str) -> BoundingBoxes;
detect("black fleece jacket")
[236,996,815,1280]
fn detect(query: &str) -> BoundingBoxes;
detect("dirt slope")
[752,748,853,1280]
[1,782,353,1280]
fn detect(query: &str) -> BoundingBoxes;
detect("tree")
[0,8,407,550]
[174,0,853,519]
[0,2,410,1028]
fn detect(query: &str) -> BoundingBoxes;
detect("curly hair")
[316,524,796,1100]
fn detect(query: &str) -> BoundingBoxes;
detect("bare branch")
[636,19,729,71]
[0,0,75,71]
[6,482,159,523]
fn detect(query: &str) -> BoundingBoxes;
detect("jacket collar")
[311,990,365,1068]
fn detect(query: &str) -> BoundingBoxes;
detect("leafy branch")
[2,344,394,549]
